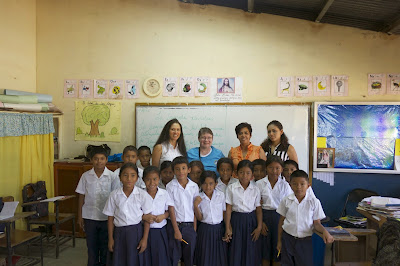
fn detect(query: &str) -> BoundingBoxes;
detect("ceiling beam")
[248,0,255,12]
[315,0,335,23]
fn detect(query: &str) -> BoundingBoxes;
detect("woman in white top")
[152,119,187,168]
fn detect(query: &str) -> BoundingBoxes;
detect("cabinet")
[54,162,121,237]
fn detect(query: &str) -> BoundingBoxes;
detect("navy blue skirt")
[261,209,281,261]
[229,211,262,266]
[146,225,171,266]
[195,222,227,266]
[113,223,145,266]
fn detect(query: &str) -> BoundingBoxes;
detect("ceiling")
[183,0,400,35]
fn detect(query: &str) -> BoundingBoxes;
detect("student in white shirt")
[75,147,118,266]
[224,160,262,266]
[142,166,174,266]
[159,161,174,189]
[114,145,146,189]
[194,171,227,266]
[256,155,292,266]
[277,170,334,266]
[103,163,153,266]
[215,158,238,195]
[166,156,199,266]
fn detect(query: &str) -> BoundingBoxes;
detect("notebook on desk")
[0,201,19,220]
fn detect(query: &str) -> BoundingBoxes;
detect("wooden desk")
[0,212,42,266]
[356,207,387,230]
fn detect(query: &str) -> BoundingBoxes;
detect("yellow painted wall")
[0,0,36,93]
[36,0,400,158]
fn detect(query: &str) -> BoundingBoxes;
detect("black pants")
[84,219,108,266]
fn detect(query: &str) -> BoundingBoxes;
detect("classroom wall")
[0,0,36,93]
[35,0,400,159]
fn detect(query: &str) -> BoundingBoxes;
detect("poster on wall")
[108,80,124,99]
[211,77,243,103]
[277,76,294,98]
[78,79,93,99]
[125,79,140,99]
[94,80,109,99]
[331,75,349,97]
[179,77,195,97]
[163,77,179,97]
[295,76,313,97]
[313,75,331,97]
[64,79,78,98]
[194,77,210,97]
[367,73,386,95]
[75,101,121,142]
[386,73,400,95]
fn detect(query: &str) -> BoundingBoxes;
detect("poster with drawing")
[94,80,109,99]
[331,75,349,97]
[108,80,124,99]
[277,76,294,97]
[163,77,179,97]
[78,80,93,99]
[195,77,210,97]
[368,73,386,95]
[313,75,331,97]
[125,79,140,99]
[211,77,243,103]
[75,101,121,142]
[179,77,195,97]
[64,79,78,98]
[386,73,400,95]
[295,76,313,97]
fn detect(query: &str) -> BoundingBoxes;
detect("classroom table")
[0,212,43,266]
[357,207,387,229]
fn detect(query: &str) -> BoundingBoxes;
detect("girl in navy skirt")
[103,163,153,266]
[142,166,173,266]
[256,155,292,266]
[194,171,228,266]
[225,160,263,266]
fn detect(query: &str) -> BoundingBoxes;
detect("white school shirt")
[256,176,292,210]
[277,190,326,238]
[216,177,238,196]
[198,190,226,225]
[114,167,146,189]
[283,178,316,198]
[166,178,199,222]
[225,181,261,213]
[103,187,153,227]
[75,167,118,221]
[159,142,183,167]
[148,188,174,228]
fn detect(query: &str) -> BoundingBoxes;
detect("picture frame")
[317,148,335,168]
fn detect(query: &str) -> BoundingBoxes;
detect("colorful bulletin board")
[314,102,400,174]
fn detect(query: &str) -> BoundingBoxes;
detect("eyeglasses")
[200,137,213,141]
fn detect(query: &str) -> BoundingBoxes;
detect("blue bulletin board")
[314,102,400,174]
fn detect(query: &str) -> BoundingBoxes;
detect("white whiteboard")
[136,104,310,172]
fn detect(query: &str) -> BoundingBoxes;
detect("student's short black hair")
[143,166,160,180]
[237,159,253,172]
[119,162,138,177]
[235,122,252,137]
[123,145,138,155]
[199,171,217,185]
[138,146,151,154]
[90,147,108,160]
[284,160,299,170]
[266,155,284,168]
[290,170,309,182]
[189,160,204,171]
[171,156,189,169]
[160,160,172,172]
[217,157,234,171]
[252,159,266,170]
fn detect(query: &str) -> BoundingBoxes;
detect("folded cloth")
[3,103,48,112]
[3,89,52,103]
[0,95,38,104]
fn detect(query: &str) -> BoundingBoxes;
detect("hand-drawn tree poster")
[75,101,121,142]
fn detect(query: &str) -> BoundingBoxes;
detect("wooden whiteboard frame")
[135,102,313,181]
[314,102,400,174]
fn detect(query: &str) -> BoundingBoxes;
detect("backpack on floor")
[22,181,49,219]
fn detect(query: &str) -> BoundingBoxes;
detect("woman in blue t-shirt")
[187,127,225,175]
